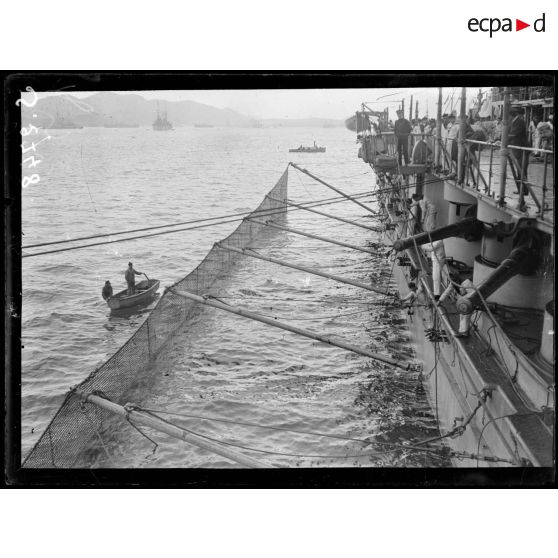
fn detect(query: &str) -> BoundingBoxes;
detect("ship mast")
[457,87,467,184]
[498,87,511,205]
[435,87,442,167]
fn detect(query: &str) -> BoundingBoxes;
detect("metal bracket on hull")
[490,217,537,236]
[425,327,449,343]
[396,256,412,267]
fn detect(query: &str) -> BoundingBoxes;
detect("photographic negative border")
[3,70,555,487]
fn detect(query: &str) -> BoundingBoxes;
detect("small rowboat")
[107,279,160,310]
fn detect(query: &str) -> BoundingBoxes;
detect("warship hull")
[377,166,553,467]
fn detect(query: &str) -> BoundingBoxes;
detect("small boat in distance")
[46,112,83,129]
[107,279,160,310]
[289,141,326,153]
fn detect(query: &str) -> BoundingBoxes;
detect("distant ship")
[194,124,214,128]
[153,102,173,131]
[46,113,83,130]
[289,141,326,153]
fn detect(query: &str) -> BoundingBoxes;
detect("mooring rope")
[290,162,378,215]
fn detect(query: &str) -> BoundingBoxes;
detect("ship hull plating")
[383,172,553,467]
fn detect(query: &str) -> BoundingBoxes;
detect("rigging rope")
[22,189,372,250]
[273,196,384,232]
[77,392,272,468]
[290,162,378,214]
[247,218,384,256]
[22,172,441,258]
[80,397,517,465]
[134,405,445,455]
[216,243,394,296]
[22,192,374,258]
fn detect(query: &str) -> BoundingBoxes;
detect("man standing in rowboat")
[125,262,143,295]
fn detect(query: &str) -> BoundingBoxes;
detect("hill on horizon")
[22,92,254,128]
[21,92,345,128]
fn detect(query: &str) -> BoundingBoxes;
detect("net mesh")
[23,168,289,468]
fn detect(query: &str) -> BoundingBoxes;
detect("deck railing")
[363,131,554,223]
[461,140,554,220]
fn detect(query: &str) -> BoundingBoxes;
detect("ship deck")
[489,305,544,358]
[438,147,554,234]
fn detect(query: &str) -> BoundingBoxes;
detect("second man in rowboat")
[102,280,113,301]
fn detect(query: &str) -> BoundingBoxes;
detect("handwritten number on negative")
[16,87,38,108]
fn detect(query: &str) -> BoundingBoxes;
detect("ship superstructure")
[353,86,554,466]
[153,101,173,131]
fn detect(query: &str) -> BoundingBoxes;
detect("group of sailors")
[393,183,476,336]
[370,105,553,174]
[390,110,487,166]
[527,112,554,158]
[506,105,553,179]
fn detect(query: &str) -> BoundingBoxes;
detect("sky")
[34,87,481,120]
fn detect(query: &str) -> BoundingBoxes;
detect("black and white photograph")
[5,74,554,483]
[1,0,556,553]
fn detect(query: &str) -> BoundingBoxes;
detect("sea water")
[22,125,447,467]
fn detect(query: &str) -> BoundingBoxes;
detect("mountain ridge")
[22,92,344,128]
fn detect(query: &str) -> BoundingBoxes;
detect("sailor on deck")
[420,198,438,232]
[408,194,423,234]
[446,115,459,162]
[394,109,412,165]
[456,278,475,337]
[400,282,420,315]
[508,105,529,180]
[424,239,450,301]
